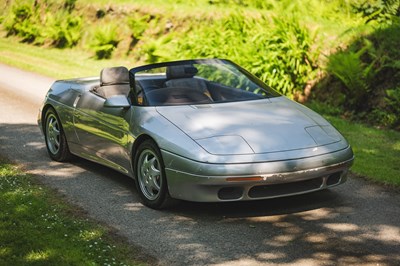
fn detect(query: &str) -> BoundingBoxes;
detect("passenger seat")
[164,65,211,99]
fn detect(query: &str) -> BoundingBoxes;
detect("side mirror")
[104,95,130,108]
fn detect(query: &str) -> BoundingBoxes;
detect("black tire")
[44,108,72,162]
[134,139,174,209]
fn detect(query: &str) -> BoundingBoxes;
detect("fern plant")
[3,3,41,43]
[41,12,82,48]
[175,12,319,99]
[89,24,120,59]
[127,14,150,41]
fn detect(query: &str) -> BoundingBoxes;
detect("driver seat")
[95,66,130,98]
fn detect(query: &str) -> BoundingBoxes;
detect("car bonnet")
[155,98,343,155]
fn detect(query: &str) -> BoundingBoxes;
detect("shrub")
[175,13,319,99]
[326,41,376,110]
[322,18,400,128]
[41,12,82,48]
[141,35,174,63]
[89,24,120,59]
[352,0,400,24]
[384,87,400,129]
[3,2,41,43]
[127,14,150,42]
[2,0,82,47]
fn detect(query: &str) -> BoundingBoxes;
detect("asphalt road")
[1,63,399,266]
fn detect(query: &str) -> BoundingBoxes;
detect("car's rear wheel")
[134,139,174,209]
[44,108,72,162]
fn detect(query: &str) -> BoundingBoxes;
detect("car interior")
[135,65,265,106]
[92,64,266,106]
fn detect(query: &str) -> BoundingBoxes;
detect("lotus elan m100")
[38,59,354,209]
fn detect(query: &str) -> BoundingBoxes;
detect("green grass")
[307,102,400,186]
[0,37,131,79]
[0,159,152,265]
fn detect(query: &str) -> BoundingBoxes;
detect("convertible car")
[38,59,354,209]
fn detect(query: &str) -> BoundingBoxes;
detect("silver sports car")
[38,59,354,209]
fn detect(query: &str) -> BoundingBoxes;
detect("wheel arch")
[41,104,56,131]
[131,134,157,173]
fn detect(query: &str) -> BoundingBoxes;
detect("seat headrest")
[100,66,129,86]
[166,65,198,80]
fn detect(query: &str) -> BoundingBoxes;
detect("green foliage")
[323,19,400,129]
[89,24,120,59]
[2,0,82,47]
[352,0,400,24]
[326,41,376,109]
[3,2,40,43]
[141,35,174,63]
[64,0,77,12]
[41,12,82,48]
[127,14,150,41]
[208,0,278,10]
[383,87,400,128]
[174,13,319,99]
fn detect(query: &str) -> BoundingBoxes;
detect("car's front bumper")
[162,146,354,202]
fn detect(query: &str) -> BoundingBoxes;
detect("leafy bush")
[141,35,174,63]
[127,14,150,42]
[3,3,40,43]
[326,41,377,110]
[175,13,319,99]
[384,87,400,128]
[89,24,120,59]
[2,0,82,47]
[352,0,400,24]
[321,18,400,129]
[41,12,82,48]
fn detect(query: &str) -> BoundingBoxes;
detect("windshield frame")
[128,58,280,106]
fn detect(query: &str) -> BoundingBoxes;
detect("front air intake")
[248,177,323,198]
[326,171,342,186]
[218,187,243,200]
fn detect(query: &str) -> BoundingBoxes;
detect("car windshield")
[131,59,280,106]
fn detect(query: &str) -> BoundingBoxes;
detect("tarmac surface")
[1,63,399,265]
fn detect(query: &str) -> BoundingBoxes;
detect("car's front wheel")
[134,140,174,209]
[44,108,72,162]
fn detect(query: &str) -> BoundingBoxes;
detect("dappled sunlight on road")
[1,122,399,265]
[123,202,143,212]
[30,161,88,179]
[157,186,400,265]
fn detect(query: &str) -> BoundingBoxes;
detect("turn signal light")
[226,176,264,182]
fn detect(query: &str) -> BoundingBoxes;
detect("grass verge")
[0,37,131,79]
[0,157,153,265]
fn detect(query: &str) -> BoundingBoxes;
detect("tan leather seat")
[95,66,130,98]
[164,65,210,97]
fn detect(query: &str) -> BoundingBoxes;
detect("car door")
[73,91,133,174]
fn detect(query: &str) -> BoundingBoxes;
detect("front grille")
[248,177,323,198]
